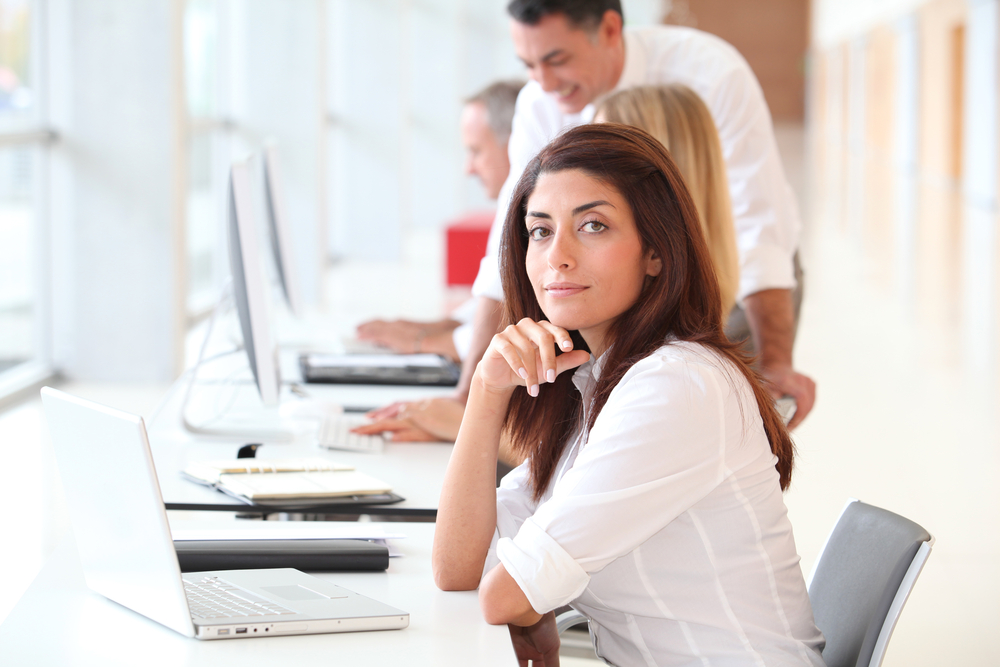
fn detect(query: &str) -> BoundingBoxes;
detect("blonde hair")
[595,85,739,315]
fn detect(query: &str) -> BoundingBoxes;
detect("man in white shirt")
[458,0,815,428]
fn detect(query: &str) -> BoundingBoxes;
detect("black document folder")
[174,538,390,572]
[299,353,460,386]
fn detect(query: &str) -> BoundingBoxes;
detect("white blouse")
[483,342,826,667]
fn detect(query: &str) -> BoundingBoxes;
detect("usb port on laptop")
[235,628,247,634]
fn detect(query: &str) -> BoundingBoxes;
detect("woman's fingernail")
[561,340,572,350]
[518,367,528,380]
[529,384,539,397]
[546,369,555,383]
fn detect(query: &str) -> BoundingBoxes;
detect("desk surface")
[0,523,516,666]
[149,358,456,516]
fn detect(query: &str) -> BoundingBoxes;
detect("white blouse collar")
[571,350,606,398]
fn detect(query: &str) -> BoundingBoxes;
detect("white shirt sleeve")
[496,349,753,614]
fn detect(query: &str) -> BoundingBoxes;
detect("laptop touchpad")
[261,585,340,601]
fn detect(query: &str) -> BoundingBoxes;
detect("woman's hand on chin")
[477,318,590,397]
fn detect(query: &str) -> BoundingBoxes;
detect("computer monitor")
[228,159,281,407]
[262,145,304,318]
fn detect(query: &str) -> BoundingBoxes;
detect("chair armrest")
[555,609,588,635]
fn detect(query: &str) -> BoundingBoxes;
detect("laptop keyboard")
[184,576,295,619]
[318,414,385,453]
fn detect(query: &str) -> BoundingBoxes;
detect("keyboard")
[183,576,295,619]
[318,413,385,453]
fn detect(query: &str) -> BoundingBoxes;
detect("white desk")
[148,352,456,516]
[0,523,517,666]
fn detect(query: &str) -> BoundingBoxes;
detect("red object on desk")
[446,210,495,286]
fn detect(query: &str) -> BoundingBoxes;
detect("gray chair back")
[808,500,932,667]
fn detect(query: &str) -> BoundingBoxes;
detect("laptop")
[40,387,409,640]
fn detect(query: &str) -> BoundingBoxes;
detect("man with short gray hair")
[461,80,524,200]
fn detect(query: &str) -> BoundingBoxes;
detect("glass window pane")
[187,132,222,309]
[188,132,215,303]
[0,0,34,124]
[0,145,37,372]
[184,0,218,118]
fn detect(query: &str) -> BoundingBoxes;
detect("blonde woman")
[596,84,740,317]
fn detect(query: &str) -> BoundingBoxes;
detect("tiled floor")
[1,124,998,664]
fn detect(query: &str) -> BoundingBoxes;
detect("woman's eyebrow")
[572,200,613,215]
[527,200,614,220]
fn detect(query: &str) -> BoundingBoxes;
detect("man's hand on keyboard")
[352,398,465,442]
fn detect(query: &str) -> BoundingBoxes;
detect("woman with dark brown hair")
[432,123,824,666]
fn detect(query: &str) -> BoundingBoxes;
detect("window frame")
[0,0,56,400]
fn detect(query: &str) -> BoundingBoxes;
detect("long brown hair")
[498,123,793,499]
[596,85,740,315]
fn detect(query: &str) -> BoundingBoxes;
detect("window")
[185,0,224,316]
[0,144,38,374]
[0,0,51,394]
[183,0,253,319]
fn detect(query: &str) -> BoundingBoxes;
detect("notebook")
[181,458,394,505]
[183,458,355,484]
[40,387,409,640]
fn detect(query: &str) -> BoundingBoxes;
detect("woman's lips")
[544,282,588,297]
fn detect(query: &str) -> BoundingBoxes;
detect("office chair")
[806,498,933,667]
[555,499,933,667]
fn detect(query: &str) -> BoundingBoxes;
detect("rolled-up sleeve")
[497,519,590,613]
[497,350,741,613]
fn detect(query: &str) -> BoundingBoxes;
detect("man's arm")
[673,36,814,426]
[742,288,815,429]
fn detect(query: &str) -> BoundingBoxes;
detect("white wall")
[812,0,1000,379]
[326,0,519,260]
[892,15,920,307]
[812,0,928,48]
[960,0,998,377]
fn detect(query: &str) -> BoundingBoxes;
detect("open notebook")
[182,458,393,505]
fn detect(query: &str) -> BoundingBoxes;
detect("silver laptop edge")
[40,387,408,640]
